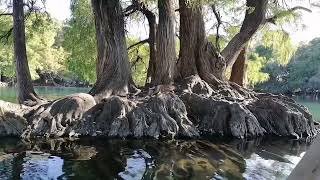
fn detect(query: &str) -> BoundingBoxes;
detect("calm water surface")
[0,86,89,103]
[0,137,311,180]
[0,87,319,179]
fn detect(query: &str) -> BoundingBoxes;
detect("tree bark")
[229,47,247,87]
[12,0,40,105]
[177,0,225,84]
[89,0,132,100]
[178,0,267,83]
[151,0,176,85]
[222,0,268,68]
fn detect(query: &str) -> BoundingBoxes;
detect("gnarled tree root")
[0,78,317,139]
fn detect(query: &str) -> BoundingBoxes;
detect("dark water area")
[0,137,311,180]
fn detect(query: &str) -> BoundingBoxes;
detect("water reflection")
[0,137,312,179]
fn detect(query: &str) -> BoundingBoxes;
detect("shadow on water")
[0,137,312,180]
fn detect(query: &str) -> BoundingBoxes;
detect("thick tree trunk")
[222,0,268,68]
[89,0,132,100]
[151,0,176,85]
[177,0,225,84]
[230,47,247,87]
[12,0,40,105]
[177,0,199,78]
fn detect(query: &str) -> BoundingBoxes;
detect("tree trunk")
[151,0,176,85]
[89,0,132,100]
[12,0,40,105]
[222,0,268,68]
[177,0,225,84]
[140,5,157,86]
[229,47,247,87]
[0,72,4,82]
[178,0,267,83]
[177,0,199,78]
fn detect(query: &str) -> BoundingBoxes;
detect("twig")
[265,6,312,25]
[0,13,13,16]
[0,28,13,43]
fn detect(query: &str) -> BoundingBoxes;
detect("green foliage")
[262,30,296,65]
[247,53,269,87]
[254,38,320,92]
[63,0,97,83]
[0,14,14,77]
[0,13,67,79]
[25,15,67,79]
[127,39,150,87]
[286,38,320,90]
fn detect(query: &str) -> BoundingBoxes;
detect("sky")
[45,0,320,45]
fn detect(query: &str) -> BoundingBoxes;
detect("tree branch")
[124,4,139,17]
[128,39,149,50]
[222,0,268,68]
[312,3,320,8]
[211,5,222,51]
[0,13,13,16]
[0,28,13,43]
[265,6,312,25]
[131,55,143,68]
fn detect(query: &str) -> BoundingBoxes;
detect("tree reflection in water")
[0,137,312,179]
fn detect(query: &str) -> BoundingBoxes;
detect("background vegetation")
[0,0,318,92]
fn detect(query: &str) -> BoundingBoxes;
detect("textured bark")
[177,0,226,84]
[230,47,247,87]
[222,0,268,68]
[13,0,41,105]
[151,0,176,85]
[89,0,132,100]
[177,0,199,78]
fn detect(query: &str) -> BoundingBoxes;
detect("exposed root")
[21,93,96,139]
[181,93,265,138]
[0,76,317,139]
[74,93,198,138]
[0,101,30,136]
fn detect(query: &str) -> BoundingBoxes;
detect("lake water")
[0,137,311,180]
[0,87,319,179]
[0,86,90,103]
